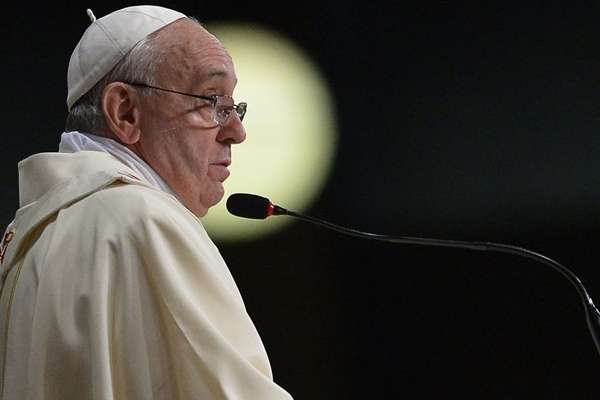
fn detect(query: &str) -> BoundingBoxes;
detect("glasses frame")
[124,81,247,126]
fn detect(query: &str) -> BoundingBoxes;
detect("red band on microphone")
[266,203,275,217]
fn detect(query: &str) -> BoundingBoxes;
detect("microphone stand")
[274,206,600,357]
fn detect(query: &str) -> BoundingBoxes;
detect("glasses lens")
[237,103,247,122]
[214,96,247,125]
[215,96,234,125]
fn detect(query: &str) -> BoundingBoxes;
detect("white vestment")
[0,150,293,399]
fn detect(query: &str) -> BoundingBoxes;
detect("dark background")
[3,1,600,398]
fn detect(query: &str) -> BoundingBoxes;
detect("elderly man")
[0,5,292,400]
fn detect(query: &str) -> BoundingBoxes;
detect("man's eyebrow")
[199,69,228,80]
[195,69,238,87]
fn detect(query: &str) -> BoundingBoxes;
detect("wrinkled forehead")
[158,22,236,88]
[188,45,236,84]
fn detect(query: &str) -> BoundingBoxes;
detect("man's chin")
[197,191,226,218]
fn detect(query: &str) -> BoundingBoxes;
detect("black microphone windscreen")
[226,193,272,219]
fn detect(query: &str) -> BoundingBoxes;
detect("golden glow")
[202,23,338,241]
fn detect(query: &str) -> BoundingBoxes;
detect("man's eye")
[217,106,232,118]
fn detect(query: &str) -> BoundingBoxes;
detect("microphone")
[226,192,600,357]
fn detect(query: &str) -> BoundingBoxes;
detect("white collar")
[58,130,179,198]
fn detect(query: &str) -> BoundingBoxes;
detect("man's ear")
[102,82,142,144]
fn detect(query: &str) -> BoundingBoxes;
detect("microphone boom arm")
[281,208,600,357]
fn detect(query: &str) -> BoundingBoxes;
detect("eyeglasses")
[125,81,247,127]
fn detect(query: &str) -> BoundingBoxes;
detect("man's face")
[134,19,246,217]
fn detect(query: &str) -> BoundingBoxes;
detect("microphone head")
[227,193,273,219]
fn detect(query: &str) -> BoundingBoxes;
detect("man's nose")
[218,113,246,144]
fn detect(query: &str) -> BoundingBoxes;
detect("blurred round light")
[202,23,338,242]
